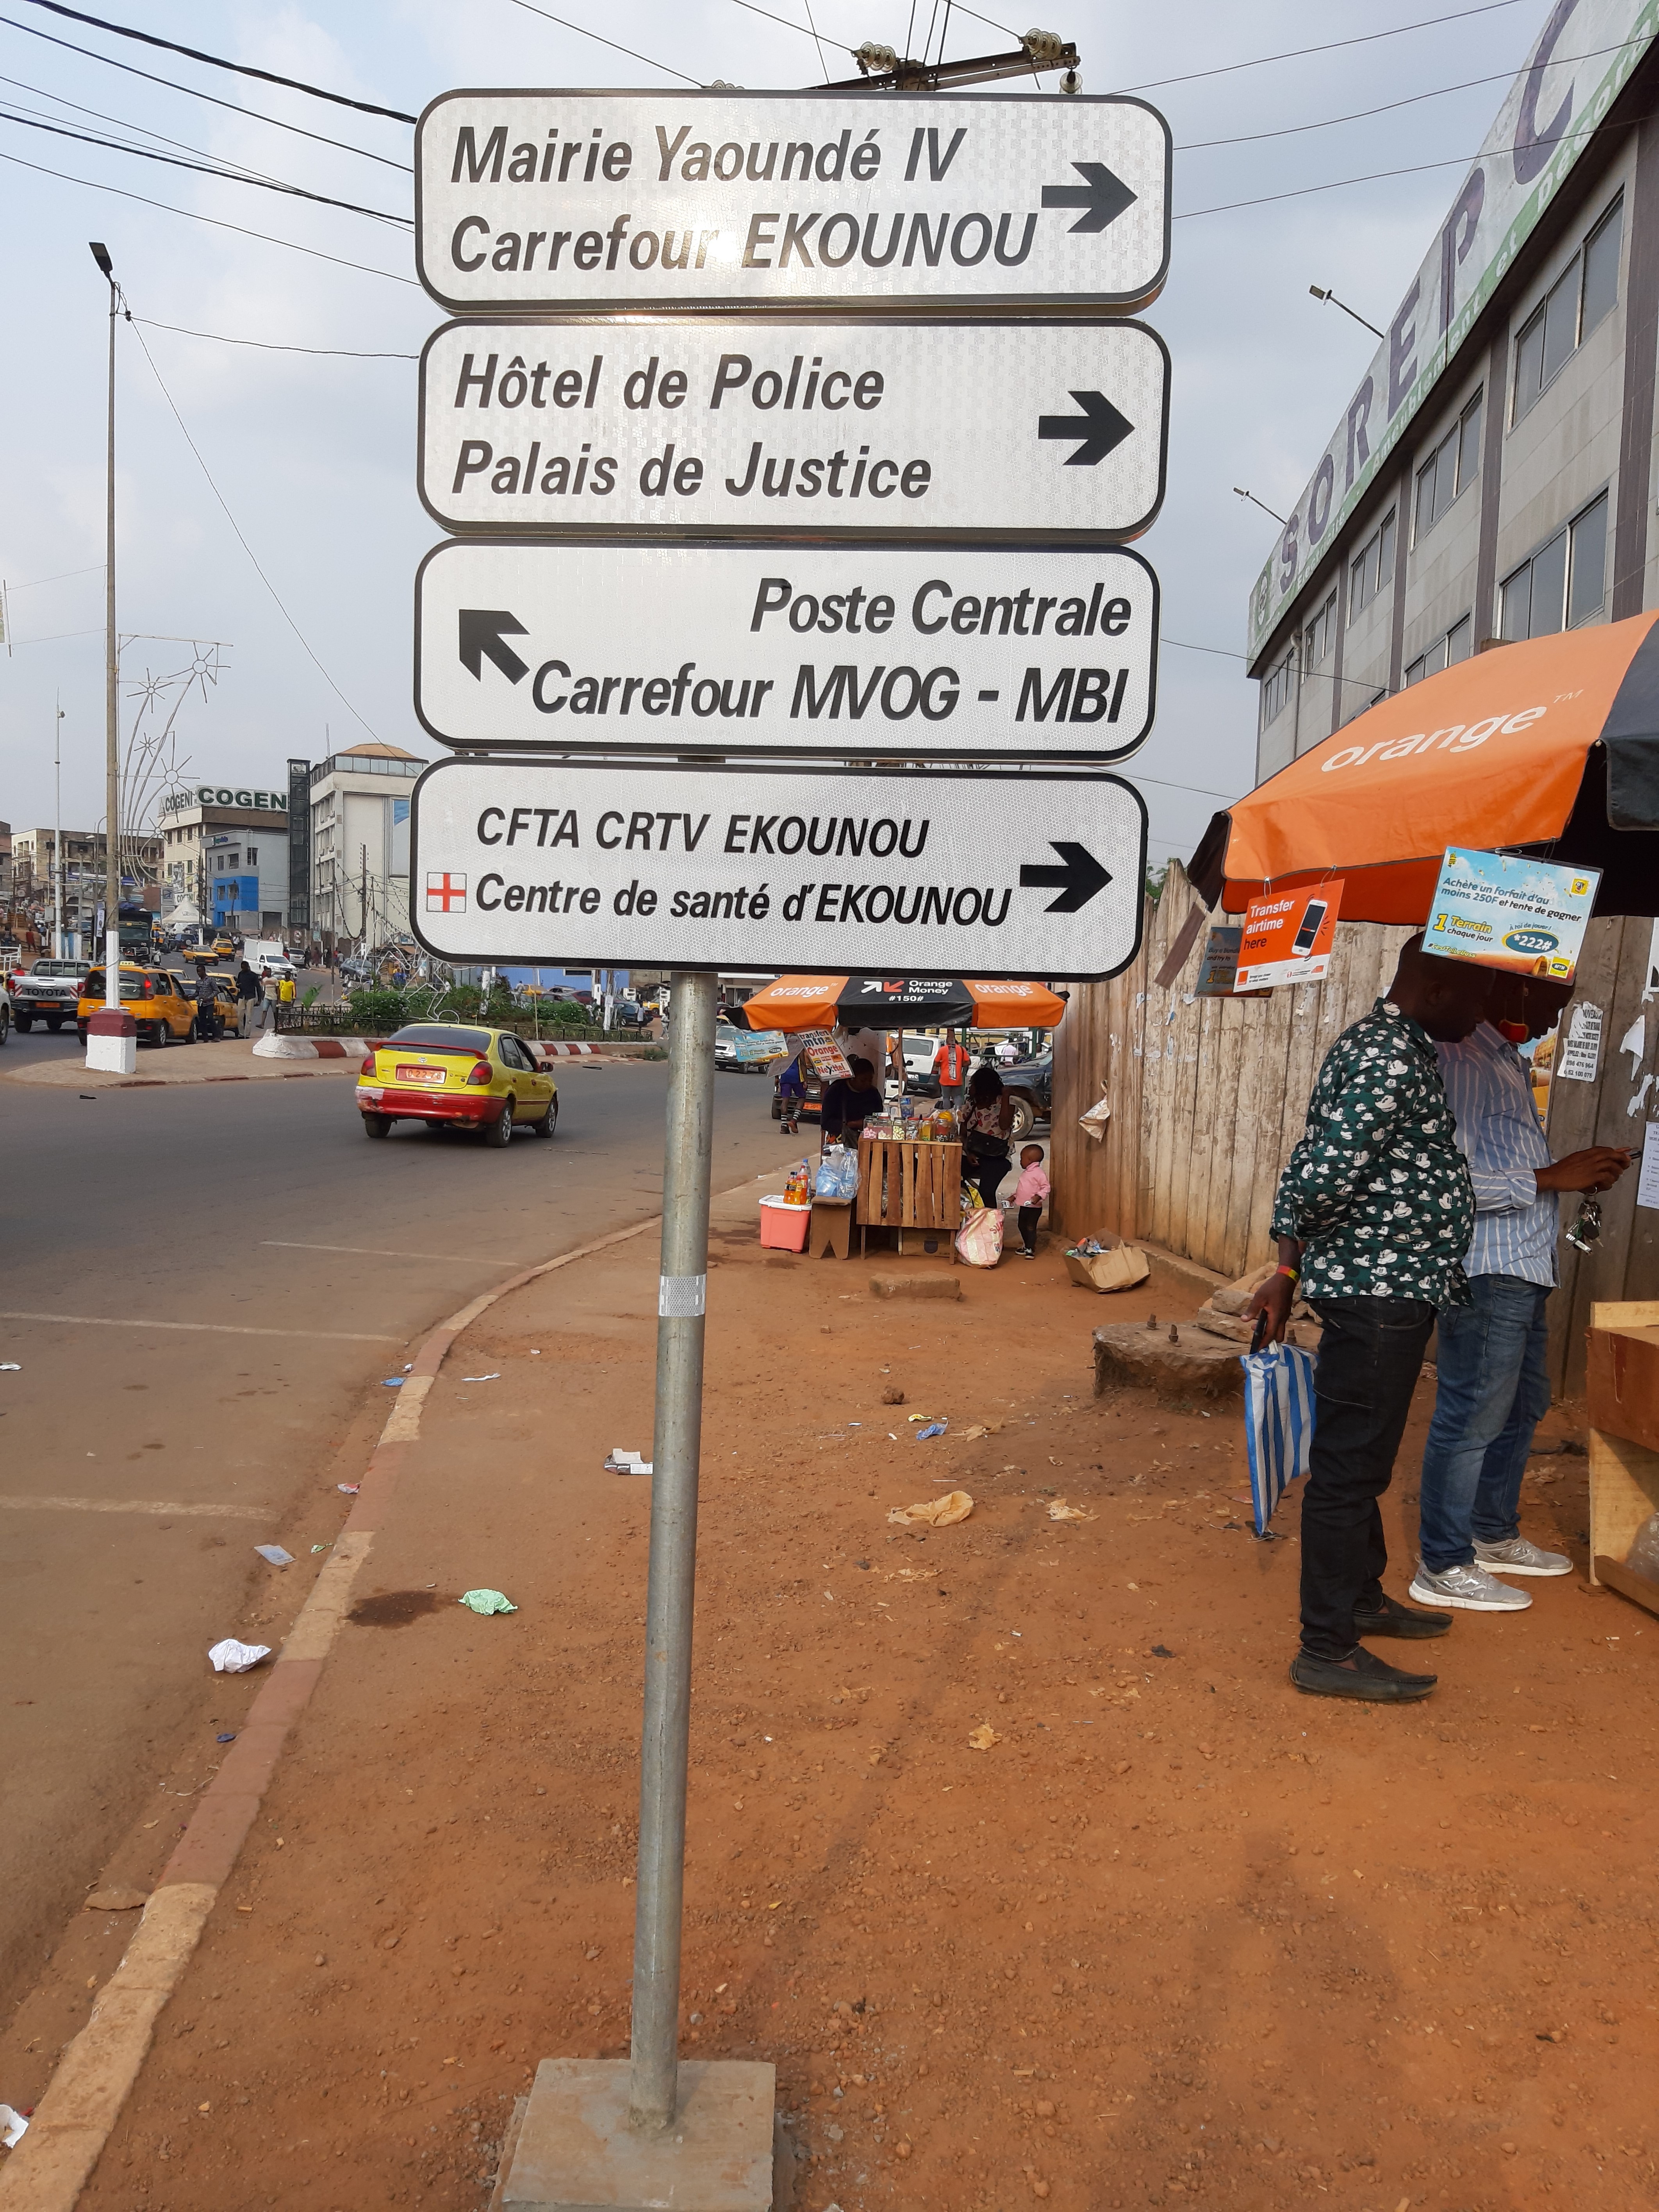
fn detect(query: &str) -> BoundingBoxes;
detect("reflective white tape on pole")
[658,1274,707,1318]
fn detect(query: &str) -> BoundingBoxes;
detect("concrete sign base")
[498,2059,776,2211]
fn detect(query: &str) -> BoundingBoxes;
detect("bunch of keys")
[1565,1196,1602,1253]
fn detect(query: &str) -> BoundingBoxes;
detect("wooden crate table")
[1586,1300,1659,1617]
[856,1136,962,1256]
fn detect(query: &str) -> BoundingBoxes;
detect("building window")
[1404,614,1473,688]
[246,846,258,863]
[1260,646,1297,728]
[1413,389,1482,545]
[1512,194,1624,425]
[1499,492,1609,641]
[1302,590,1337,671]
[1358,507,1401,613]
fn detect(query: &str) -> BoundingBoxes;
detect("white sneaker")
[1408,1561,1531,1612]
[1473,1535,1572,1577]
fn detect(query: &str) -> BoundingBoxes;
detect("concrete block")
[499,2058,776,2212]
[869,1274,961,1300]
[1093,1321,1245,1401]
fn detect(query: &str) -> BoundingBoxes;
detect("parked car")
[999,1052,1053,1139]
[12,958,90,1032]
[714,1021,745,1071]
[76,965,199,1046]
[901,1031,941,1097]
[611,998,651,1029]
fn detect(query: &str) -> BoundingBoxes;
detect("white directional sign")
[415,540,1158,763]
[408,757,1147,982]
[416,91,1170,314]
[419,317,1168,543]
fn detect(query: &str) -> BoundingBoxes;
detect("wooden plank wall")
[1051,863,1411,1278]
[1544,915,1659,1393]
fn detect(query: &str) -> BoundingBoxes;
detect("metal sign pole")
[629,966,717,2132]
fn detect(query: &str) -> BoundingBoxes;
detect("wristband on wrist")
[1275,1264,1300,1283]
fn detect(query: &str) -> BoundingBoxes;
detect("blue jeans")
[1417,1274,1552,1572]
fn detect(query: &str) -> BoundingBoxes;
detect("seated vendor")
[820,1055,881,1149]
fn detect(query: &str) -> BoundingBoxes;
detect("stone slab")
[1093,1321,1245,1401]
[501,2059,776,2212]
[869,1275,961,1301]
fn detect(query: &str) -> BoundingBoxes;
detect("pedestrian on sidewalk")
[234,960,261,1036]
[960,1064,1015,1209]
[1411,973,1632,1614]
[1011,1144,1051,1257]
[934,1028,970,1112]
[1247,935,1491,1705]
[776,1049,806,1135]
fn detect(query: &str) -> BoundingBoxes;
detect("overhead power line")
[0,11,411,168]
[127,315,385,741]
[134,316,416,359]
[1117,0,1527,92]
[16,0,417,122]
[0,103,412,221]
[507,0,702,86]
[0,143,421,282]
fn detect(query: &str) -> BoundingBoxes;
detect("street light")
[86,239,136,1073]
[1233,485,1288,527]
[1309,283,1384,341]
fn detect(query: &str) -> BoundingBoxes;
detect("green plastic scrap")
[458,1588,517,1615]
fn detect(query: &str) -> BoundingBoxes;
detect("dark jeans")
[1417,1274,1552,1570]
[1300,1296,1437,1659]
[1017,1205,1041,1252]
[964,1149,1010,1208]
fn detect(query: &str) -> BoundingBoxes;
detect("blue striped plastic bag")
[1239,1343,1317,1535]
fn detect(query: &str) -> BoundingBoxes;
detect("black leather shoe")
[1353,1591,1452,1639]
[1289,1647,1437,1702]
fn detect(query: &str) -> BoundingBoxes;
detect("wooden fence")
[1050,861,1409,1281]
[1051,872,1658,1392]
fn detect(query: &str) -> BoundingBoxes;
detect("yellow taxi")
[76,964,199,1047]
[355,1022,558,1146]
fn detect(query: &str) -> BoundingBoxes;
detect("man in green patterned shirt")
[1248,936,1490,1704]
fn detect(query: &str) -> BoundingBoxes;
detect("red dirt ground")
[31,1191,1659,2210]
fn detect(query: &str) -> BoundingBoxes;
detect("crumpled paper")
[887,1491,973,1528]
[967,1723,1002,1750]
[209,1639,271,1673]
[0,2103,29,2148]
[1046,1498,1097,1522]
[458,1588,517,1615]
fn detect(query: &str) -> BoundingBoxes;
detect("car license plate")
[396,1065,444,1086]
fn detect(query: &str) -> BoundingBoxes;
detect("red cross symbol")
[426,871,467,912]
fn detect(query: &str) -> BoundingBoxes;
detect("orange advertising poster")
[1234,879,1344,991]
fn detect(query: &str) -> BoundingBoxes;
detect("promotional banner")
[1424,847,1599,978]
[733,1027,787,1061]
[1234,881,1343,991]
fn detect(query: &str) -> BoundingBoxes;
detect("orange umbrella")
[1191,613,1659,923]
[734,976,1067,1031]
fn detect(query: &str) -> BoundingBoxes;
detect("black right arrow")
[1038,389,1134,467]
[1019,841,1113,915]
[458,608,530,684]
[1040,160,1137,234]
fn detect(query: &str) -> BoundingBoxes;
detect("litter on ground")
[208,1639,271,1674]
[457,1588,517,1615]
[604,1449,652,1474]
[1047,1498,1097,1522]
[967,1723,1002,1750]
[254,1544,293,1567]
[887,1491,974,1528]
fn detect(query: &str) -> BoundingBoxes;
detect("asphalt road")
[0,1041,790,2008]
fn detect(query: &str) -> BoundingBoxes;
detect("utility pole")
[85,241,136,1073]
[53,696,64,958]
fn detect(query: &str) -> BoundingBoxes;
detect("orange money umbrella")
[1190,613,1659,922]
[733,975,1068,1031]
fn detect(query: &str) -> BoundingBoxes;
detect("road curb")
[0,1173,783,2210]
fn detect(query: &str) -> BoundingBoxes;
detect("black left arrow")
[459,608,529,684]
[1038,389,1134,468]
[1019,841,1112,915]
[1040,161,1137,235]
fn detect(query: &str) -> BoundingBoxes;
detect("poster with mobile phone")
[1423,847,1599,979]
[1233,881,1344,991]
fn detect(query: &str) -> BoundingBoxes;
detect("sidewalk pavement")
[1,1036,361,1089]
[4,1176,1648,2212]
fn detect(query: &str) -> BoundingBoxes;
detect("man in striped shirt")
[1412,975,1632,1613]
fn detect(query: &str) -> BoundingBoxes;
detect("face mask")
[1496,1019,1531,1044]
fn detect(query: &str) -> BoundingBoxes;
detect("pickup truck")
[12,958,90,1032]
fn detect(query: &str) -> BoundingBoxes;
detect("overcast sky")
[0,0,1550,872]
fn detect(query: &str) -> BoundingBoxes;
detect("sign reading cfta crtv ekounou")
[416,92,1171,314]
